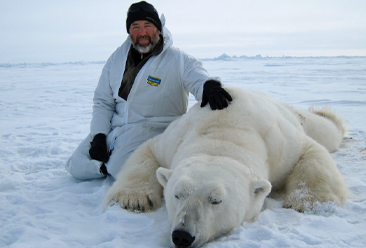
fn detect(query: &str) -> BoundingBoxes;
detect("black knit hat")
[126,1,162,33]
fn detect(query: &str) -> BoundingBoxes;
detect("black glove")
[89,133,110,163]
[200,80,233,110]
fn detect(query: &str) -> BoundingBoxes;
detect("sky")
[1,0,365,64]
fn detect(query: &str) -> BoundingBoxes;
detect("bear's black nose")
[172,230,195,247]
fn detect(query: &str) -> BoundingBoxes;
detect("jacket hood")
[160,14,173,49]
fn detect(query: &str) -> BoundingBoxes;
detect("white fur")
[105,87,347,248]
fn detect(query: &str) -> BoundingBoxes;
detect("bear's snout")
[172,230,195,247]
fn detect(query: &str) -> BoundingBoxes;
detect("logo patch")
[147,76,161,87]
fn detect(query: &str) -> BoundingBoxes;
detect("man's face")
[129,20,161,53]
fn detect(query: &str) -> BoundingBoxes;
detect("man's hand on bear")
[201,80,233,110]
[89,133,110,163]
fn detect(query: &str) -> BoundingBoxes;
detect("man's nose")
[137,27,147,35]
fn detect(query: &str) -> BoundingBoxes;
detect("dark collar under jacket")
[118,35,164,100]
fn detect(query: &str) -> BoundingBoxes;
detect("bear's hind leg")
[283,140,346,212]
[104,139,163,212]
[298,107,345,153]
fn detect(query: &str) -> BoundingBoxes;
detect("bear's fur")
[105,87,347,248]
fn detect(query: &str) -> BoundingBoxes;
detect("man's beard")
[131,34,160,54]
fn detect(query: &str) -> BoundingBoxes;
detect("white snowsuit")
[65,16,210,180]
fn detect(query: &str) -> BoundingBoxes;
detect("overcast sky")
[1,0,365,63]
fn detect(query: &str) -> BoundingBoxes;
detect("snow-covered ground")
[1,57,365,247]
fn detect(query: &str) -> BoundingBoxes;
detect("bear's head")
[156,156,271,248]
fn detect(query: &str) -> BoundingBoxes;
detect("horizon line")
[1,54,366,67]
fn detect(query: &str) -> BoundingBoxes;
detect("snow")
[1,56,366,248]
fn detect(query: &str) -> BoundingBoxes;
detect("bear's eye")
[175,195,179,200]
[211,199,222,205]
[209,196,222,205]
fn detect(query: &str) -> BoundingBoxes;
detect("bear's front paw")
[105,185,162,212]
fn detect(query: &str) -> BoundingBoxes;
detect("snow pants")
[65,121,169,180]
[65,133,134,180]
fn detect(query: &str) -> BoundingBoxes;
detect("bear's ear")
[156,168,173,188]
[251,180,272,198]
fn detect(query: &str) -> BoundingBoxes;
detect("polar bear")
[105,87,347,248]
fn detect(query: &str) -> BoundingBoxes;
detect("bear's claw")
[107,188,161,212]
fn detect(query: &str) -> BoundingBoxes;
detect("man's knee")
[65,135,105,180]
[65,156,105,180]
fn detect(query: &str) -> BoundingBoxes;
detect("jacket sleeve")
[181,53,211,101]
[90,56,115,137]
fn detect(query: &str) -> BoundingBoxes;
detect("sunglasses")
[128,3,158,14]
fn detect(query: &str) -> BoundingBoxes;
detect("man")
[65,1,232,180]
